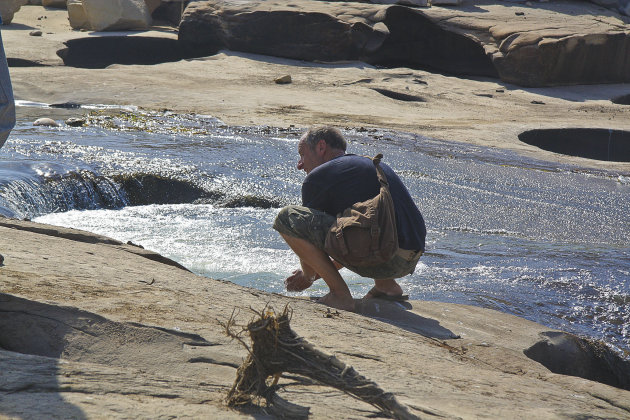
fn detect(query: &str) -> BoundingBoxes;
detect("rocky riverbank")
[1,216,629,418]
[1,3,630,418]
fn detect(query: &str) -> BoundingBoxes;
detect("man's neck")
[325,149,345,162]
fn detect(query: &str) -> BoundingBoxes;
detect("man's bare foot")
[363,279,406,300]
[317,292,356,312]
[285,269,315,292]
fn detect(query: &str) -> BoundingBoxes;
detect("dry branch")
[222,305,419,420]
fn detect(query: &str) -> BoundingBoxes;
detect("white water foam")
[33,204,371,296]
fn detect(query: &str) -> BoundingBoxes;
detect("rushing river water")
[2,103,629,358]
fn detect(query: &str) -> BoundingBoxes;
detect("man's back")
[301,154,426,251]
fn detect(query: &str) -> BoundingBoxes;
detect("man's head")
[297,125,347,174]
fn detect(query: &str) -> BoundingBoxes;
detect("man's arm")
[285,260,345,291]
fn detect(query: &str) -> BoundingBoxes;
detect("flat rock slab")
[1,217,629,418]
[179,0,630,86]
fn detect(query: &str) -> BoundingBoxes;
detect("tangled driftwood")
[221,305,418,420]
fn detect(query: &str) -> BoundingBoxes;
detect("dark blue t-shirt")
[302,154,426,251]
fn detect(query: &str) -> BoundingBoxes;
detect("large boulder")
[70,0,152,31]
[67,0,88,29]
[420,0,630,86]
[179,0,393,62]
[0,0,28,24]
[179,0,630,87]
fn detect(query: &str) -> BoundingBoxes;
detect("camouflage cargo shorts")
[273,205,422,279]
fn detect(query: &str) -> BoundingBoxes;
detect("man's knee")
[273,205,301,237]
[273,205,334,250]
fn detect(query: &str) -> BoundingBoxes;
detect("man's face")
[297,137,324,174]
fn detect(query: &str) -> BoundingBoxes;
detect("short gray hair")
[302,125,347,151]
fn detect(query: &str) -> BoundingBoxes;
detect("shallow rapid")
[2,104,628,357]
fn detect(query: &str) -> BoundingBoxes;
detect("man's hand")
[285,269,315,292]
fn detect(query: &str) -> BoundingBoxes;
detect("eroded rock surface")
[179,0,630,86]
[1,217,629,418]
[178,0,391,62]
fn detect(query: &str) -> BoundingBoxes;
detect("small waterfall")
[0,171,129,220]
[0,169,284,220]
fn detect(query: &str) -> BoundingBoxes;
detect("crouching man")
[273,126,426,312]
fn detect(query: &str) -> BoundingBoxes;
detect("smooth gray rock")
[33,117,59,127]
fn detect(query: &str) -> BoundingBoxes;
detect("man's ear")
[316,139,327,155]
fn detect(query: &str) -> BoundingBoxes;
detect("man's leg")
[280,233,355,312]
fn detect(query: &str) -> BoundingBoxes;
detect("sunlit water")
[1,103,629,357]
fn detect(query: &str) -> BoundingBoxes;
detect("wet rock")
[274,75,292,84]
[65,117,86,127]
[33,118,59,127]
[50,101,81,108]
[0,0,28,25]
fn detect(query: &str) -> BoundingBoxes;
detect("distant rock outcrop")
[178,0,391,62]
[68,0,152,31]
[179,0,630,87]
[42,0,68,8]
[0,0,28,24]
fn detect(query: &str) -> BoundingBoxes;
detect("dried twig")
[224,304,419,420]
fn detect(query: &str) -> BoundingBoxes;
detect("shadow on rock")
[0,293,229,417]
[355,299,460,340]
[524,331,630,391]
[57,36,200,69]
